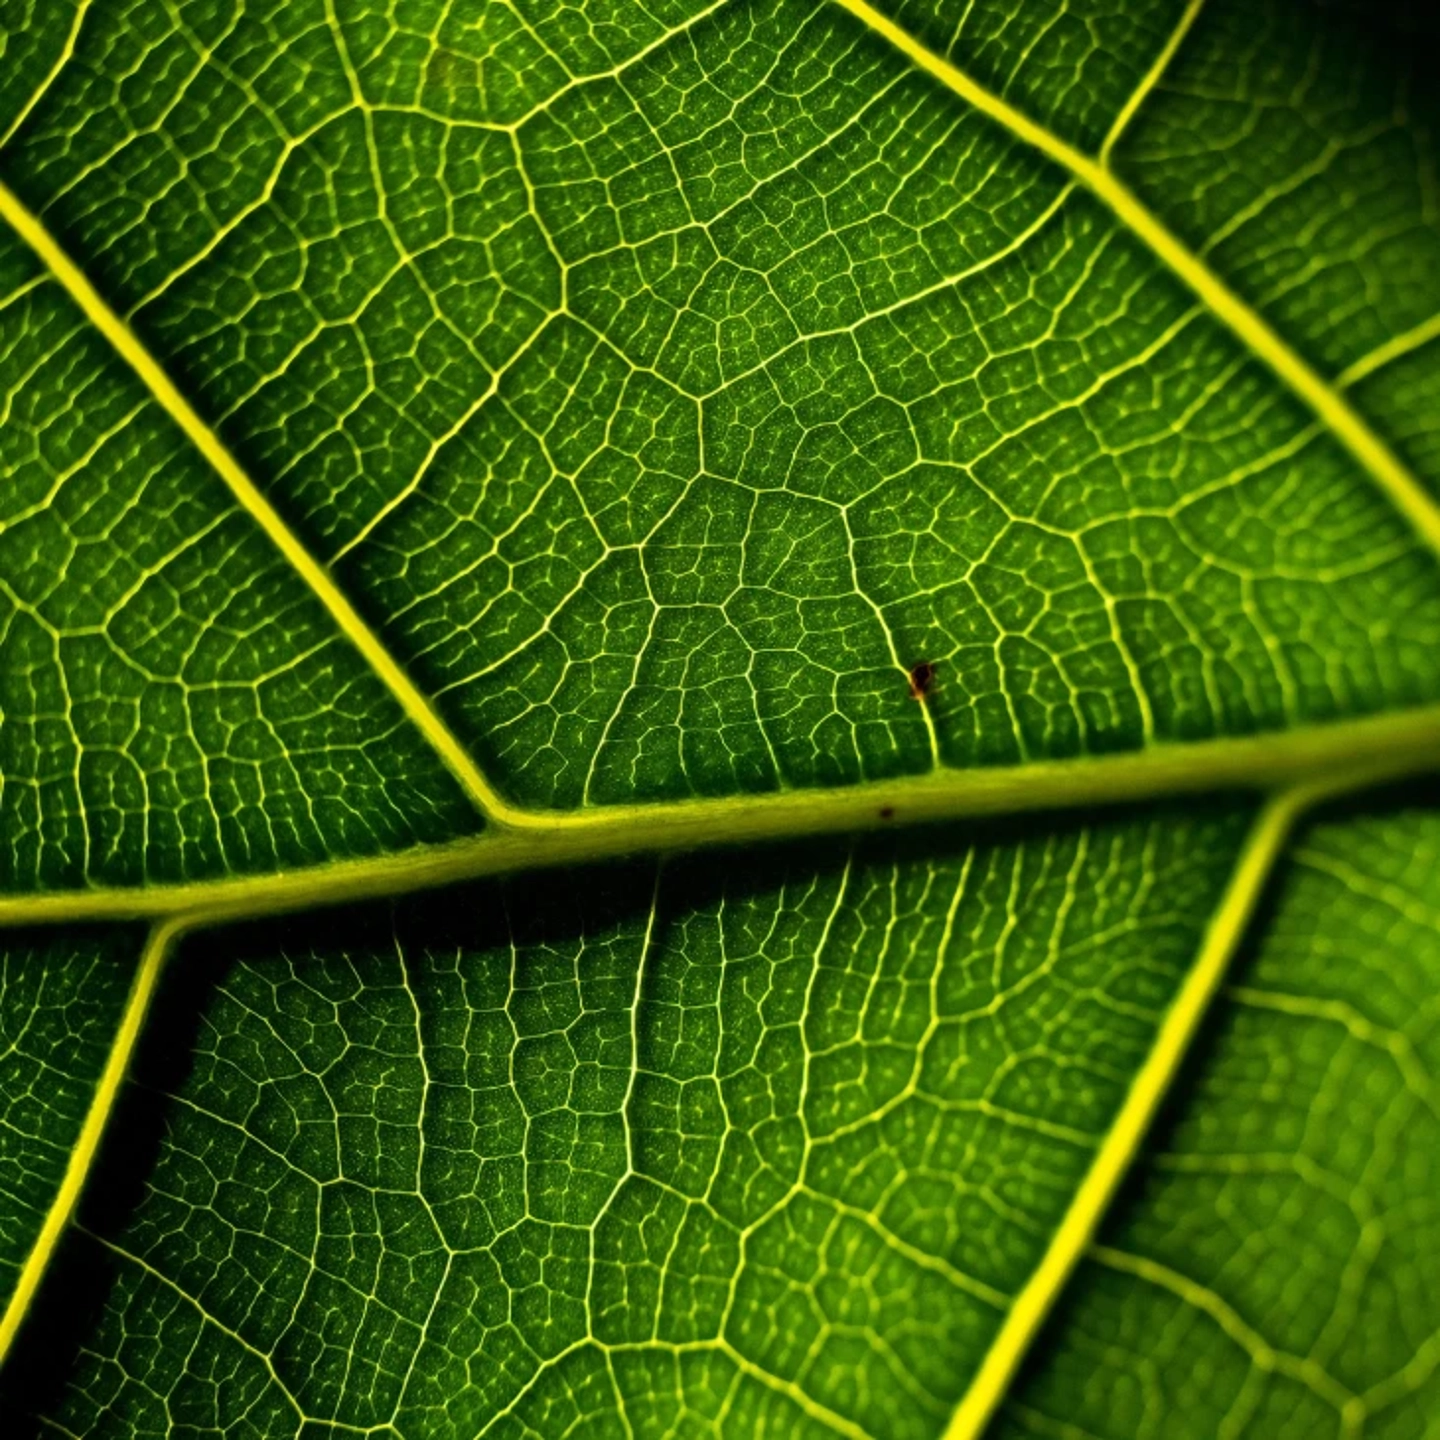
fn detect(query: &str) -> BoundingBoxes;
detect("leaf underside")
[0,0,1438,1437]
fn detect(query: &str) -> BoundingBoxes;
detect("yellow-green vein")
[0,918,182,1366]
[1337,310,1440,389]
[1099,0,1206,161]
[0,177,512,826]
[941,785,1311,1440]
[0,0,93,152]
[827,0,1440,561]
[1089,1246,1357,1414]
[0,703,1437,931]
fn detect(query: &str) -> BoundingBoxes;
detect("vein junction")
[2,0,1440,898]
[0,703,1433,931]
[4,3,1440,1435]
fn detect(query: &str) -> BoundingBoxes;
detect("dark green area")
[999,794,1440,1439]
[5,807,1251,1438]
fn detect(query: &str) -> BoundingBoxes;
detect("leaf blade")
[996,796,1440,1437]
[2,807,1261,1437]
[2,0,1439,1434]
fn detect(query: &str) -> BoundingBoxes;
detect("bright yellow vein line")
[0,919,182,1367]
[942,787,1309,1440]
[0,701,1437,929]
[0,178,509,825]
[829,0,1440,561]
[1336,309,1440,390]
[1099,0,1205,162]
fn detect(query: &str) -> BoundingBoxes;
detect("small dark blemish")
[907,660,936,700]
[879,806,895,820]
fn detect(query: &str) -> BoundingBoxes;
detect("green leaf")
[996,797,1440,1437]
[0,0,1437,1435]
[0,929,143,1310]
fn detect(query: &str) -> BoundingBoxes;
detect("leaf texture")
[997,798,1440,1439]
[0,0,1439,1435]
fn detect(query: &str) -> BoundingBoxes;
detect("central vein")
[0,704,1437,930]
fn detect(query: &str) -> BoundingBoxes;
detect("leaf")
[0,929,143,1320]
[997,797,1440,1437]
[0,0,1437,1436]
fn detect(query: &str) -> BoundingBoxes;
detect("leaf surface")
[11,812,1257,1438]
[1,0,1439,1435]
[997,798,1440,1438]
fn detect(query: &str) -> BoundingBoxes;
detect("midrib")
[0,703,1436,929]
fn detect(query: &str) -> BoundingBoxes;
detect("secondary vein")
[940,782,1313,1440]
[827,0,1440,562]
[0,918,182,1366]
[0,177,511,827]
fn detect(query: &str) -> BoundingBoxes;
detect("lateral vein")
[0,0,94,151]
[827,0,1440,561]
[940,785,1309,1440]
[0,918,182,1366]
[1099,0,1206,162]
[0,178,510,825]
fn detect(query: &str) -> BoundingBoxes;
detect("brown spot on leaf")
[907,660,935,700]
